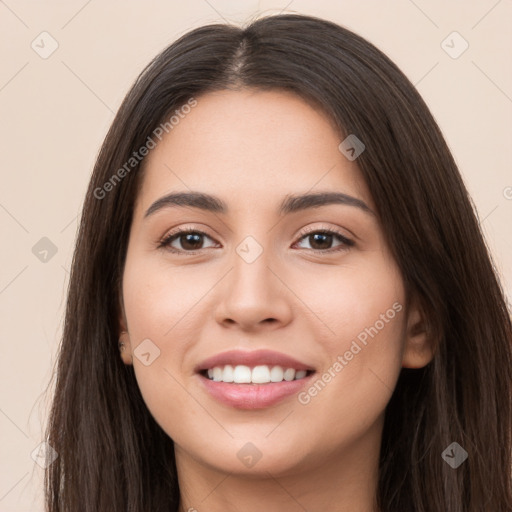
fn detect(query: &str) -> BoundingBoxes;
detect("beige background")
[0,1,511,510]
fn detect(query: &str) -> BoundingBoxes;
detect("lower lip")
[198,373,314,409]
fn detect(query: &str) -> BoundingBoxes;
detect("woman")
[44,13,512,512]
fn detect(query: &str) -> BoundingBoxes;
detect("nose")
[213,241,294,332]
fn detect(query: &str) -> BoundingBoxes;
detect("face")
[119,88,429,478]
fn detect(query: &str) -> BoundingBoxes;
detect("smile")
[195,349,316,409]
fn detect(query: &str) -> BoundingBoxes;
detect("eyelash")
[157,225,355,256]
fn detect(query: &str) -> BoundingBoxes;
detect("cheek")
[122,247,213,347]
[293,257,406,439]
[290,253,405,412]
[290,251,405,357]
[121,252,202,423]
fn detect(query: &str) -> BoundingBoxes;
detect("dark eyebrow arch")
[144,191,374,218]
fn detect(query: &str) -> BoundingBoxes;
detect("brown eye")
[294,229,354,252]
[159,229,218,253]
[174,232,204,250]
[307,232,334,250]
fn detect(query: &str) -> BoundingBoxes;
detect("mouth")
[195,350,316,409]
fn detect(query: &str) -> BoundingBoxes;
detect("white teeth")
[269,366,284,382]
[233,365,252,383]
[283,368,296,381]
[251,365,271,384]
[213,367,223,382]
[222,364,234,382]
[205,364,310,384]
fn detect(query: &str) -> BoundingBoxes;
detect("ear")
[118,289,133,366]
[401,297,435,369]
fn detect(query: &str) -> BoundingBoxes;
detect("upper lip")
[195,349,315,372]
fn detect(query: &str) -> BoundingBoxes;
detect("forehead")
[135,88,373,215]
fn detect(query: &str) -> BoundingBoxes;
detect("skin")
[118,88,434,512]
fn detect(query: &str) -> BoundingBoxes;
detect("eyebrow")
[144,190,374,218]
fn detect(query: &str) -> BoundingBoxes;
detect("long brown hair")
[44,13,512,511]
